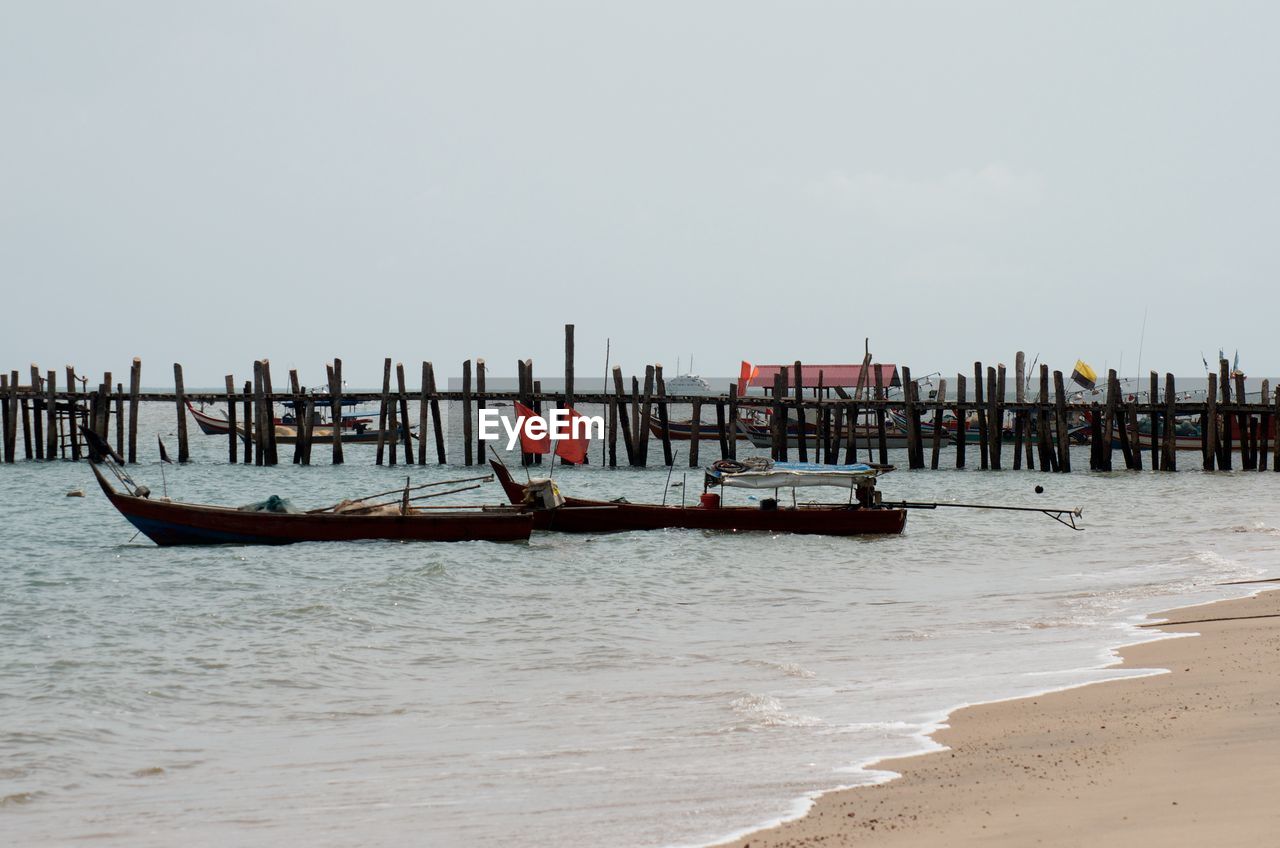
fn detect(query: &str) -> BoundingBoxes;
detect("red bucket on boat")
[699,492,721,509]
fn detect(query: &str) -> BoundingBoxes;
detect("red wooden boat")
[89,463,532,546]
[490,460,906,535]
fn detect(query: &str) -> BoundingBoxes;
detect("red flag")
[513,401,550,454]
[737,361,759,394]
[553,406,590,464]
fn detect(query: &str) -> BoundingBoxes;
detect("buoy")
[1034,485,1044,494]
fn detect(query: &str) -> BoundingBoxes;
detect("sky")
[3,1,1278,387]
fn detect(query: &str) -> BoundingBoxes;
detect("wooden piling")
[19,394,32,460]
[29,366,43,460]
[1052,371,1070,472]
[289,370,304,465]
[1149,372,1160,471]
[873,364,887,465]
[732,384,742,461]
[418,363,429,466]
[716,400,729,460]
[955,374,967,469]
[387,373,399,467]
[1259,380,1270,472]
[689,399,702,467]
[611,366,635,465]
[564,324,574,409]
[461,359,473,467]
[123,359,139,464]
[173,363,190,463]
[425,362,445,465]
[1204,372,1217,470]
[1114,373,1135,470]
[792,361,807,463]
[328,359,344,464]
[607,396,618,467]
[654,366,673,466]
[45,370,57,461]
[471,360,483,467]
[992,364,1005,470]
[902,366,920,469]
[376,357,392,466]
[1273,387,1280,472]
[242,378,254,465]
[252,361,265,466]
[771,372,786,461]
[114,381,124,460]
[1218,359,1232,470]
[1163,373,1177,471]
[1,374,13,463]
[930,378,947,470]
[974,363,988,469]
[399,362,415,465]
[637,366,655,467]
[1126,399,1142,471]
[1013,354,1024,471]
[263,360,279,466]
[99,372,111,439]
[219,375,236,464]
[1234,372,1250,469]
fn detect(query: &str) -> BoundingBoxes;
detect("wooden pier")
[4,326,1279,473]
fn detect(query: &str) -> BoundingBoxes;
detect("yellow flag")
[1070,360,1097,390]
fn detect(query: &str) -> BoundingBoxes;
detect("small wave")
[1,791,39,807]
[723,694,822,731]
[740,659,817,679]
[1230,522,1280,536]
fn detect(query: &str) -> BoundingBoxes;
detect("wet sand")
[719,587,1280,847]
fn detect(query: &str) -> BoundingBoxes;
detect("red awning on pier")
[750,364,900,390]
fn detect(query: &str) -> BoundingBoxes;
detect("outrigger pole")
[882,500,1084,530]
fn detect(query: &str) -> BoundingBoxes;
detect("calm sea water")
[2,402,1278,847]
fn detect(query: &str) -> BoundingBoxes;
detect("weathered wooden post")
[289,370,304,465]
[1052,370,1070,472]
[425,362,445,464]
[955,373,967,469]
[873,363,887,465]
[564,323,574,409]
[328,359,344,465]
[611,366,634,465]
[1218,359,1233,469]
[262,360,279,465]
[1148,371,1160,471]
[1013,353,1025,470]
[252,361,266,466]
[1036,365,1055,472]
[1126,398,1142,471]
[173,363,190,463]
[1259,379,1271,472]
[471,360,483,466]
[992,364,1005,470]
[376,357,392,466]
[654,365,673,466]
[29,366,43,460]
[398,362,415,465]
[727,383,739,461]
[1204,372,1218,470]
[1,374,12,463]
[242,379,254,465]
[792,361,807,463]
[716,399,729,460]
[930,378,947,470]
[1234,371,1251,469]
[1163,373,1177,471]
[607,395,618,467]
[222,375,237,465]
[973,362,988,469]
[902,366,920,469]
[418,363,430,466]
[124,359,140,464]
[461,359,473,467]
[771,371,786,462]
[689,398,702,467]
[45,369,57,461]
[637,365,655,466]
[1113,373,1135,470]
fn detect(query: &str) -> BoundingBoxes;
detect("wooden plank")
[173,363,190,463]
[330,358,345,465]
[1163,373,1177,471]
[930,378,947,470]
[425,361,445,465]
[1053,370,1070,472]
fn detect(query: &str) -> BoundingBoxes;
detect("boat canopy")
[708,461,881,490]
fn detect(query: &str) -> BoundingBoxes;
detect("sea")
[2,399,1278,847]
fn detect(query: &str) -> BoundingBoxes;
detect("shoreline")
[710,584,1280,848]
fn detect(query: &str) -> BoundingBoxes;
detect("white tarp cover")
[712,462,879,490]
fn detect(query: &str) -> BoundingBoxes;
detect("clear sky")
[3,1,1277,387]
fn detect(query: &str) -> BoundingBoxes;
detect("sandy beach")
[719,586,1280,848]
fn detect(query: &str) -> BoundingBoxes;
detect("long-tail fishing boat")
[647,418,749,441]
[82,428,531,546]
[186,401,408,444]
[490,458,908,535]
